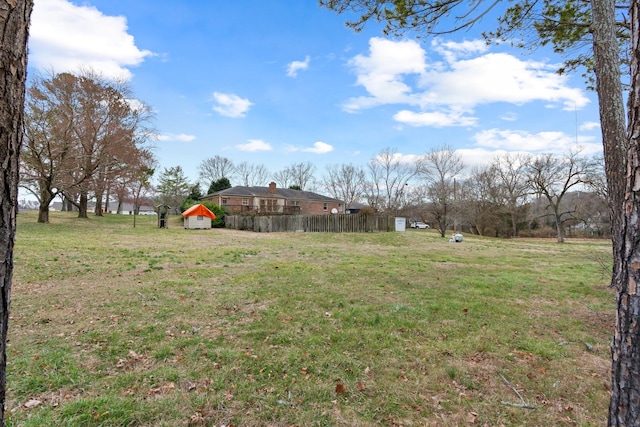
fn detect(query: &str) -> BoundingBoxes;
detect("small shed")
[182,204,216,229]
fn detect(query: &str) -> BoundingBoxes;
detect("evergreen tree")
[156,166,191,212]
[207,176,231,194]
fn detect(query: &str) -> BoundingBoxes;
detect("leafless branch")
[499,373,537,410]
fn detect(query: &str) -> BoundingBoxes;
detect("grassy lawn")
[6,211,613,426]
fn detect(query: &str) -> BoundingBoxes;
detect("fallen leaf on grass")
[466,411,478,424]
[148,382,175,396]
[23,399,41,409]
[190,413,205,424]
[335,383,348,395]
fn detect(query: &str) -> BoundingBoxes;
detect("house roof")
[204,186,343,203]
[182,203,216,219]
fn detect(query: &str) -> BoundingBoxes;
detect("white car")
[411,221,430,229]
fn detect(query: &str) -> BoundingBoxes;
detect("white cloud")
[431,38,489,63]
[372,151,421,165]
[286,56,310,77]
[457,148,512,171]
[156,133,196,143]
[212,92,253,118]
[126,98,147,112]
[344,37,426,112]
[393,108,477,127]
[284,141,334,154]
[29,0,153,79]
[420,52,589,109]
[302,141,334,154]
[345,37,590,126]
[236,139,272,152]
[500,112,518,122]
[580,121,601,131]
[473,128,601,154]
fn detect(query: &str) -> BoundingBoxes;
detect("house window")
[260,199,278,212]
[197,215,203,220]
[289,200,300,206]
[323,203,328,211]
[242,198,249,206]
[221,197,228,205]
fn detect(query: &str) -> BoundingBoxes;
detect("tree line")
[154,146,605,243]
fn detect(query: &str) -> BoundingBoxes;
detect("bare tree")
[21,73,76,223]
[459,165,507,236]
[365,147,418,213]
[235,161,271,187]
[569,191,610,237]
[322,163,366,209]
[272,168,292,189]
[0,1,34,424]
[526,151,597,243]
[76,72,146,218]
[112,148,157,214]
[491,152,531,237]
[419,145,464,237]
[287,161,316,190]
[587,155,608,200]
[362,158,383,210]
[198,155,235,188]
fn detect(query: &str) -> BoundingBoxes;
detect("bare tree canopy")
[419,144,465,237]
[274,162,316,191]
[322,163,366,209]
[490,152,531,237]
[526,151,598,243]
[198,155,235,188]
[458,165,510,236]
[364,147,418,213]
[235,161,271,187]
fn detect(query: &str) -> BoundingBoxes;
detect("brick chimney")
[268,182,277,194]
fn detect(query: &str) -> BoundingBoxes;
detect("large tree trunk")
[78,192,88,218]
[94,190,103,216]
[0,1,33,425]
[37,202,50,224]
[552,204,565,243]
[37,187,54,224]
[596,0,640,424]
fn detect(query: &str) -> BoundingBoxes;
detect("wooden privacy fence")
[224,214,396,233]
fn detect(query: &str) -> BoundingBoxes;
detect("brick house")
[201,182,344,215]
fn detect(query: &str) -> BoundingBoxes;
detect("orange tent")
[182,204,216,229]
[182,203,216,219]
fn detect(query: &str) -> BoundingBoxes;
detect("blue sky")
[28,0,603,188]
